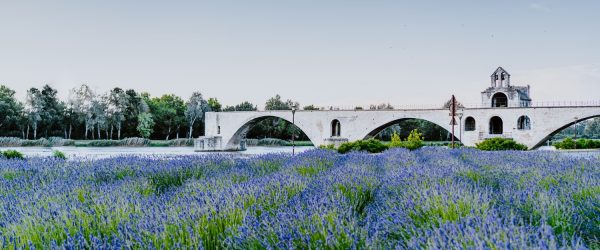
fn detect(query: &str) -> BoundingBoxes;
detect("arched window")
[491,92,508,107]
[465,117,476,131]
[517,116,531,130]
[331,119,341,137]
[489,116,503,134]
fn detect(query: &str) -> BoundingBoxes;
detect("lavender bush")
[0,148,598,249]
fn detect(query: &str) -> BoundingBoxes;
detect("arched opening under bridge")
[539,116,600,148]
[227,116,315,148]
[365,118,458,143]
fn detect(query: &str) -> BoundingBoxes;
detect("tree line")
[0,85,319,141]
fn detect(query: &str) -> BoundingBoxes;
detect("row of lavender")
[0,148,598,249]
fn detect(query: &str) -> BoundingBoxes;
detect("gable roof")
[491,67,510,77]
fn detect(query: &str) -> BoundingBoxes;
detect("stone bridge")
[195,67,600,151]
[195,106,600,151]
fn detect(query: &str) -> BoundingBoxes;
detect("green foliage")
[475,138,528,151]
[338,139,388,154]
[207,97,222,112]
[147,94,186,140]
[52,150,67,160]
[2,150,25,159]
[554,137,600,149]
[136,113,155,138]
[319,144,336,150]
[264,94,298,110]
[389,131,402,147]
[0,85,23,130]
[302,105,320,110]
[388,129,425,150]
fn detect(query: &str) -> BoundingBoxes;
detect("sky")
[0,0,599,109]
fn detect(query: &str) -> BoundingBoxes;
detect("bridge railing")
[298,100,600,111]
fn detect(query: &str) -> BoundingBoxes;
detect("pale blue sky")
[0,0,598,108]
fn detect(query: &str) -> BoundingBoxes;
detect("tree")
[25,88,44,139]
[0,85,22,131]
[137,113,154,138]
[369,103,394,110]
[584,118,600,138]
[149,94,186,140]
[207,98,222,112]
[106,88,129,139]
[237,101,257,111]
[62,101,76,139]
[265,94,298,110]
[122,89,146,138]
[224,101,257,112]
[92,94,108,139]
[185,92,209,138]
[303,105,320,110]
[39,85,64,138]
[69,84,95,139]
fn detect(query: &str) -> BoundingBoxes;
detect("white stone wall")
[201,106,600,151]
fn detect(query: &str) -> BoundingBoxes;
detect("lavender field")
[0,148,599,249]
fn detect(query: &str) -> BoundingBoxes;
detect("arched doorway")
[517,116,531,130]
[331,119,341,137]
[492,93,508,107]
[465,117,476,131]
[489,116,503,134]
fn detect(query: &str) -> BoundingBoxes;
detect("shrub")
[319,144,336,150]
[388,129,424,150]
[475,138,528,151]
[2,150,25,159]
[48,137,75,146]
[257,138,288,146]
[87,140,122,147]
[52,150,67,160]
[554,137,600,150]
[121,137,151,146]
[0,137,23,146]
[168,138,194,146]
[338,139,388,154]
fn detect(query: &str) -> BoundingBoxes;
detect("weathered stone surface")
[199,106,600,151]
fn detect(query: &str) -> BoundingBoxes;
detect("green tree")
[207,98,222,112]
[185,92,209,138]
[39,85,64,138]
[148,94,186,140]
[265,94,298,110]
[303,105,320,110]
[0,85,22,131]
[137,113,154,139]
[235,101,257,111]
[123,89,146,138]
[25,88,44,139]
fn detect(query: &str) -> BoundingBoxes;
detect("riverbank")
[0,137,195,147]
[0,137,315,148]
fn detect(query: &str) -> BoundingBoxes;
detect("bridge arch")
[225,115,319,149]
[530,114,600,149]
[361,117,456,142]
